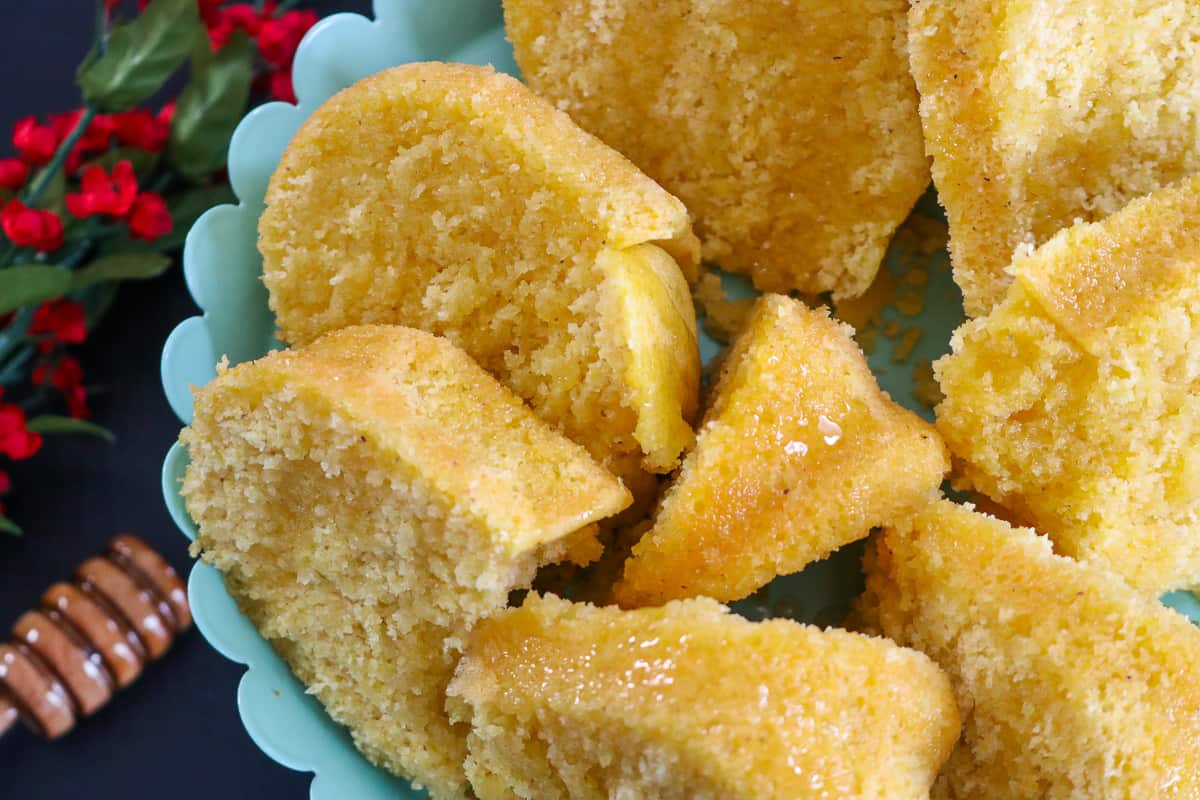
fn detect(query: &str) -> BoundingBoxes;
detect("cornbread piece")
[910,0,1200,315]
[505,0,927,298]
[260,63,700,501]
[858,500,1200,799]
[935,177,1200,592]
[613,294,949,607]
[180,326,631,799]
[447,594,959,800]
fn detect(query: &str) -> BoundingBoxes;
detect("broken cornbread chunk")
[447,593,959,800]
[909,0,1200,315]
[691,271,754,344]
[259,62,700,502]
[505,0,927,298]
[180,326,631,799]
[613,294,949,608]
[858,500,1200,799]
[935,176,1200,593]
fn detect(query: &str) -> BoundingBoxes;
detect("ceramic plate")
[159,2,1200,796]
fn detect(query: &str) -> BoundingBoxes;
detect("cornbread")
[259,62,700,502]
[935,176,1200,592]
[858,500,1200,799]
[692,271,754,344]
[447,594,959,800]
[505,0,928,298]
[180,326,631,799]
[909,0,1200,315]
[613,294,949,607]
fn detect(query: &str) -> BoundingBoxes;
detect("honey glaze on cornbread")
[614,294,948,607]
[448,594,959,799]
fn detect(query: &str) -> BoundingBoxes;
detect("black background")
[0,1,369,797]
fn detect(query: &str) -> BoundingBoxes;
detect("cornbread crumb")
[892,211,950,258]
[912,359,942,410]
[935,176,1200,592]
[691,271,754,343]
[259,62,700,501]
[905,268,929,288]
[448,594,959,800]
[858,500,1200,798]
[180,326,630,798]
[910,0,1200,315]
[896,290,925,318]
[892,326,923,363]
[834,265,896,332]
[858,329,879,355]
[613,295,948,607]
[505,0,928,298]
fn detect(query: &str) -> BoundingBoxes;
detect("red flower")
[33,356,90,420]
[66,161,139,218]
[267,69,296,103]
[197,0,226,27]
[64,384,90,419]
[0,392,42,461]
[257,10,317,67]
[1,200,63,252]
[0,469,10,495]
[29,300,87,346]
[0,159,29,191]
[12,117,58,165]
[209,3,263,50]
[157,101,176,127]
[128,192,172,241]
[111,109,170,153]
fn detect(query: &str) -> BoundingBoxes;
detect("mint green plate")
[159,2,1200,796]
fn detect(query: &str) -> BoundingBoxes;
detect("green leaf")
[0,516,22,536]
[72,252,171,290]
[0,265,72,314]
[80,147,160,179]
[77,0,200,112]
[30,166,66,217]
[168,30,254,181]
[25,415,115,443]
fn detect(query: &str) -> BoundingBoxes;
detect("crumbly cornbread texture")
[447,594,959,800]
[505,0,927,299]
[910,0,1200,315]
[180,326,631,799]
[935,176,1200,593]
[613,294,948,607]
[858,500,1200,799]
[259,63,700,502]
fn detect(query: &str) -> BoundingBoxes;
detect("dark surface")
[0,1,368,796]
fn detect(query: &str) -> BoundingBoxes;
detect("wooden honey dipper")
[0,534,191,740]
